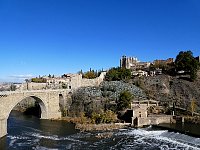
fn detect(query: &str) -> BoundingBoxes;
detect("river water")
[1,111,200,150]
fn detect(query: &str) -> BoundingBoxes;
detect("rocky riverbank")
[75,123,130,132]
[52,117,130,132]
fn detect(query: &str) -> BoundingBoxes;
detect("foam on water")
[128,128,168,136]
[117,128,200,150]
[8,135,35,149]
[29,133,60,140]
[7,132,87,150]
[7,135,30,140]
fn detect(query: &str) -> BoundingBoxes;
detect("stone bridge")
[0,89,71,138]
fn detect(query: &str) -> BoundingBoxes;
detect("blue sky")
[0,0,200,82]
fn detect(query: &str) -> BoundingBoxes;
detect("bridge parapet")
[0,89,72,95]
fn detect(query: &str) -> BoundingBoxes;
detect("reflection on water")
[0,111,200,149]
[0,137,7,150]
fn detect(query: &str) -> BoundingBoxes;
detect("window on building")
[139,112,141,117]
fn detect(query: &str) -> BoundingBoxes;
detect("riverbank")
[52,117,130,132]
[75,123,130,132]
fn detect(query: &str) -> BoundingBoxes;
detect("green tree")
[104,110,117,123]
[119,68,132,80]
[105,67,131,81]
[117,91,133,111]
[175,50,200,81]
[105,67,119,81]
[31,77,47,83]
[83,70,97,79]
[90,110,117,124]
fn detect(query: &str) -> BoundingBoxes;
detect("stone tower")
[120,55,139,69]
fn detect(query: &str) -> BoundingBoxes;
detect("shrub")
[117,91,133,111]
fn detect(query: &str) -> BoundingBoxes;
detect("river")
[1,111,200,150]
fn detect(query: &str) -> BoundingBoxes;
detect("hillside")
[134,71,200,111]
[69,81,147,117]
[68,71,200,117]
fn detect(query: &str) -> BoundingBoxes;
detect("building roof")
[132,105,147,111]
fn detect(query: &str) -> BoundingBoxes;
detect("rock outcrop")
[135,72,200,109]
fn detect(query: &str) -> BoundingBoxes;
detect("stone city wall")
[21,72,107,90]
[20,82,47,90]
[80,72,107,88]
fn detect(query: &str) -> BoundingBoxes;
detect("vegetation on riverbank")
[56,114,129,132]
[63,110,118,124]
[75,123,128,132]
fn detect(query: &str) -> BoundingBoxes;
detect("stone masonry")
[0,89,70,138]
[21,72,107,91]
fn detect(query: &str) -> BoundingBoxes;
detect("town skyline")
[1,0,200,82]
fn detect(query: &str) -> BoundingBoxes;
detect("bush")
[91,110,117,124]
[105,67,131,81]
[31,78,47,83]
[82,69,102,79]
[117,91,133,111]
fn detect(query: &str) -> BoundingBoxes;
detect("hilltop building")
[120,55,175,77]
[120,56,150,70]
[131,70,148,77]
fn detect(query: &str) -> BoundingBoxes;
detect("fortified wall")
[81,72,107,87]
[20,82,47,90]
[20,72,107,90]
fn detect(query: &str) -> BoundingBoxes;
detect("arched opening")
[3,96,48,139]
[11,96,47,119]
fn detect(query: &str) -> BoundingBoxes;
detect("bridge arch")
[0,90,70,138]
[6,95,48,119]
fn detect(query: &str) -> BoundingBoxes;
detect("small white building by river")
[131,100,174,127]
